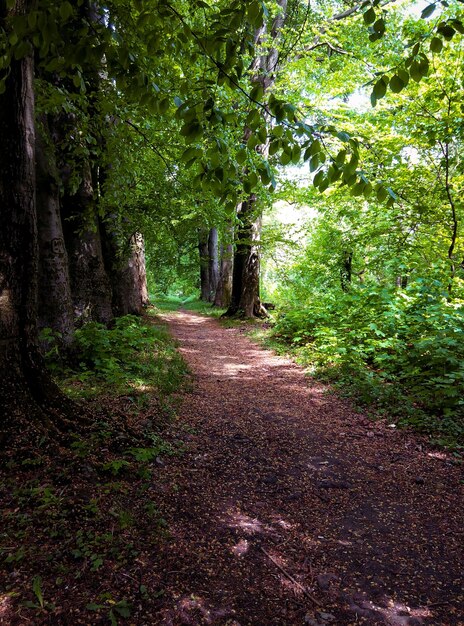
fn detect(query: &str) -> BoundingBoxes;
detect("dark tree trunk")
[226,198,267,317]
[0,2,76,443]
[198,228,210,301]
[396,275,408,289]
[207,227,219,302]
[225,0,287,318]
[214,238,233,308]
[340,251,352,292]
[61,163,114,325]
[36,118,74,345]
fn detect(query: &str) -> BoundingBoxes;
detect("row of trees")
[1,0,462,438]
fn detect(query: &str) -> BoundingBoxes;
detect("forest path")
[153,309,463,626]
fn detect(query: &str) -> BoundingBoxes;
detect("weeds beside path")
[155,309,463,626]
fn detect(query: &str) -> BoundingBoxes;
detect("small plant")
[22,575,55,612]
[103,459,131,475]
[87,596,132,625]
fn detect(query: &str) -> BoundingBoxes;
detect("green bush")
[273,281,464,447]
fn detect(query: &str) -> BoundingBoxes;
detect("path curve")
[153,310,463,626]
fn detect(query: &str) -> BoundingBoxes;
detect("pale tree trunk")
[36,118,74,345]
[132,232,149,307]
[198,228,210,301]
[207,227,219,302]
[0,1,75,443]
[61,163,114,325]
[225,0,287,317]
[214,237,234,308]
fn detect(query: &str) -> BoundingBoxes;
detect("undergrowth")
[43,312,188,408]
[250,284,464,452]
[2,311,191,624]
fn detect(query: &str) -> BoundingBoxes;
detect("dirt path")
[153,310,463,626]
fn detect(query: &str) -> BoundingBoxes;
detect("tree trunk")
[214,238,233,308]
[340,251,352,292]
[207,227,219,302]
[36,118,74,345]
[101,217,149,316]
[226,198,267,317]
[61,164,114,325]
[198,228,210,301]
[224,0,287,318]
[0,2,75,443]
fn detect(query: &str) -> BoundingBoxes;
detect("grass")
[44,310,188,412]
[153,295,226,318]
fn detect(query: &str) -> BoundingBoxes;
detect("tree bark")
[225,0,288,318]
[0,1,75,443]
[61,164,114,325]
[198,227,210,301]
[36,118,74,345]
[207,227,219,302]
[214,237,234,308]
[340,251,352,292]
[100,218,149,316]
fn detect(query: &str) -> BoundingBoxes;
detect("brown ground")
[1,309,463,626]
[152,310,464,626]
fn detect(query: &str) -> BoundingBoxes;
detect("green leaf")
[250,83,264,101]
[364,7,376,24]
[247,1,263,27]
[309,154,320,172]
[386,186,398,201]
[269,140,280,156]
[350,181,365,196]
[409,61,423,83]
[421,3,436,19]
[437,24,455,40]
[291,145,301,164]
[59,1,73,21]
[309,139,321,156]
[313,170,324,188]
[236,148,247,164]
[451,19,464,34]
[397,68,410,85]
[373,18,386,34]
[373,78,387,99]
[376,185,388,202]
[389,74,404,93]
[32,575,44,609]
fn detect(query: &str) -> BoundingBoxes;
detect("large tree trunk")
[0,2,74,443]
[61,163,114,325]
[225,0,287,318]
[226,198,267,317]
[36,119,74,345]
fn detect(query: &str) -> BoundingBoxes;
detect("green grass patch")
[44,312,188,405]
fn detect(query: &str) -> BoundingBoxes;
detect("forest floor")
[151,309,463,626]
[1,308,463,626]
